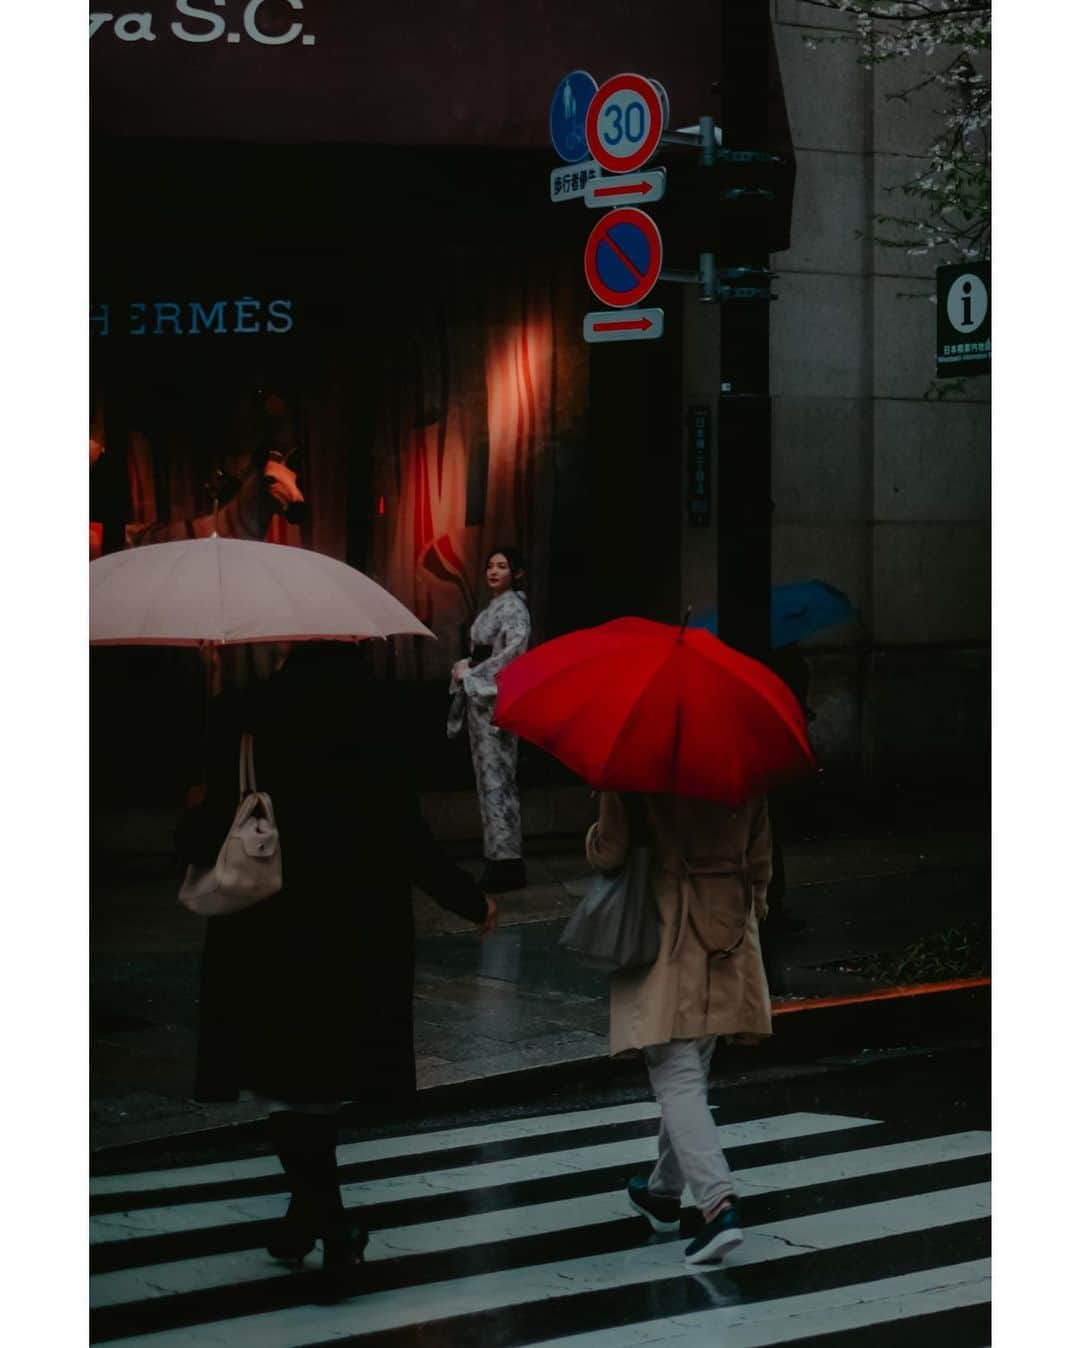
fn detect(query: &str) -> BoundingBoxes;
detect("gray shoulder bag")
[558,845,660,972]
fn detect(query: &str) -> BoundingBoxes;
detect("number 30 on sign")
[585,72,665,174]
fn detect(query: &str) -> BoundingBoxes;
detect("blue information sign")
[550,70,598,164]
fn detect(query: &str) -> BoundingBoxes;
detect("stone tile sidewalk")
[90,825,988,1150]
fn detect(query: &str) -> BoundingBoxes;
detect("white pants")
[643,1036,734,1217]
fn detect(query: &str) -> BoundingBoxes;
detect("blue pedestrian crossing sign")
[550,70,598,164]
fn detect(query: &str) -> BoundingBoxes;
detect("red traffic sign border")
[585,72,664,175]
[584,206,663,309]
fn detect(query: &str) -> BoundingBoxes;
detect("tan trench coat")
[586,792,773,1057]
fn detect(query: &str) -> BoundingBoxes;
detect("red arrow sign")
[593,181,652,199]
[593,316,654,332]
[583,307,665,343]
[585,168,666,210]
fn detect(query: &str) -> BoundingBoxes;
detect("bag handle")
[238,731,258,797]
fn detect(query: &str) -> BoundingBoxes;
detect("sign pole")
[716,0,773,662]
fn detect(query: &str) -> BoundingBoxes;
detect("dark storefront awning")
[90,0,792,154]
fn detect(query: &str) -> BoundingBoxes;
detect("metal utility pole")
[717,0,773,661]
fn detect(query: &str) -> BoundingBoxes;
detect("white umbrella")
[90,537,434,646]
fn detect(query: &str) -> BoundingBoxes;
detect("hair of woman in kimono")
[485,545,527,593]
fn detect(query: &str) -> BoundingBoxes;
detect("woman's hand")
[452,658,471,685]
[479,894,499,935]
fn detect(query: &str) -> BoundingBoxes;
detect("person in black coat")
[177,642,494,1296]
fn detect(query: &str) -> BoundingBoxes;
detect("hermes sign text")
[90,297,295,337]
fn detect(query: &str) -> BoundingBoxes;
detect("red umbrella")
[493,617,815,804]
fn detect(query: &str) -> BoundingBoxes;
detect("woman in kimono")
[448,547,532,892]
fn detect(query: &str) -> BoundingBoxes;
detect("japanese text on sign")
[550,162,601,202]
[687,406,711,527]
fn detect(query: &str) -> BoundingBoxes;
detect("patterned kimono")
[448,589,532,861]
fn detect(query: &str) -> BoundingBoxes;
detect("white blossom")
[800,0,990,262]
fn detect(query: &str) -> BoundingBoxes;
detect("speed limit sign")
[585,72,665,174]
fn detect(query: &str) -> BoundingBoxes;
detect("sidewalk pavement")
[91,797,989,1152]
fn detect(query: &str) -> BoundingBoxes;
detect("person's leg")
[648,1115,685,1199]
[644,1038,733,1219]
[470,708,526,890]
[266,1105,368,1297]
[266,1108,342,1260]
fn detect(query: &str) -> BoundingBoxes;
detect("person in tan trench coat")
[585,789,772,1265]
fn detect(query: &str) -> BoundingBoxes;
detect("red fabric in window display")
[369,265,586,680]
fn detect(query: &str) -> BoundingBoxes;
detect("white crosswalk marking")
[90,1130,989,1309]
[93,1185,990,1346]
[536,1260,992,1347]
[92,1111,875,1245]
[90,1101,667,1197]
[90,1102,991,1348]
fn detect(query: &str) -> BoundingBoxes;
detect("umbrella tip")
[679,605,693,637]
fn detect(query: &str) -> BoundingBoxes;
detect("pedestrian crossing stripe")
[92,1112,875,1246]
[90,1131,989,1309]
[534,1261,991,1348]
[89,1105,991,1348]
[90,1101,669,1198]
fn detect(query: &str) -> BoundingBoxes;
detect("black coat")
[178,646,486,1112]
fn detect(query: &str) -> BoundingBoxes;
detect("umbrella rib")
[592,641,674,787]
[243,542,418,642]
[129,544,204,642]
[242,543,346,643]
[667,683,684,796]
[592,636,812,795]
[215,538,226,643]
[91,538,431,647]
[687,639,811,750]
[499,634,660,714]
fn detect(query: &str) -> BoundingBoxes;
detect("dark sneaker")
[684,1198,743,1265]
[627,1176,681,1234]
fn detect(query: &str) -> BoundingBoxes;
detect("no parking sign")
[583,207,663,308]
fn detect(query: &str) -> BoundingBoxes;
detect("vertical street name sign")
[687,406,712,525]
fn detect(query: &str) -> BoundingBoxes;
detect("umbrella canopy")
[494,617,815,805]
[89,537,434,646]
[690,580,858,649]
